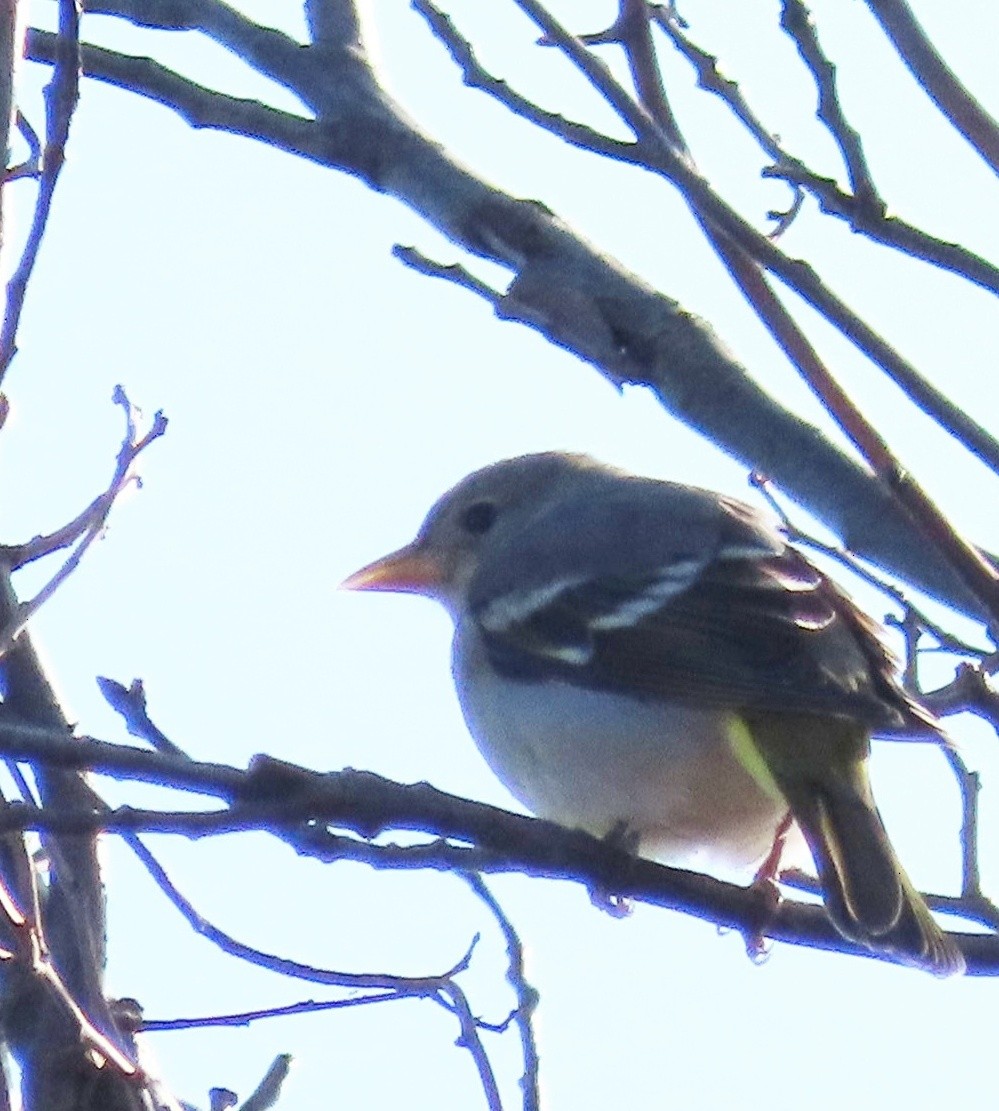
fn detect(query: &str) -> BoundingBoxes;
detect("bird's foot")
[741,812,793,963]
[590,889,633,918]
[742,878,781,964]
[752,810,793,887]
[588,821,639,918]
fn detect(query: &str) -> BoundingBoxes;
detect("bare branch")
[96,677,187,759]
[11,1,999,1102]
[939,745,996,919]
[924,664,999,734]
[653,8,999,292]
[122,828,471,993]
[143,999,395,1033]
[0,871,141,1083]
[304,0,362,50]
[0,0,81,384]
[762,160,999,294]
[607,11,939,648]
[603,9,988,643]
[24,19,998,616]
[463,875,539,1111]
[236,1054,293,1111]
[440,981,502,1111]
[865,0,999,176]
[650,8,787,166]
[0,723,989,974]
[495,4,999,623]
[413,1,640,162]
[0,0,19,249]
[26,32,322,160]
[393,245,502,307]
[82,0,310,102]
[513,0,665,148]
[779,0,883,210]
[543,7,999,483]
[123,811,510,1107]
[0,561,148,1109]
[6,111,44,183]
[613,0,684,149]
[0,388,167,660]
[572,1,685,151]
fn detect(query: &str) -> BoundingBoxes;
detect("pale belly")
[452,625,800,877]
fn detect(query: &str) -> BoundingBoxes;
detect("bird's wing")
[470,484,934,733]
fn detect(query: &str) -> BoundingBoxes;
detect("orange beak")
[339,544,445,596]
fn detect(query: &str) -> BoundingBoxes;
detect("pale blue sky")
[4,2,999,1107]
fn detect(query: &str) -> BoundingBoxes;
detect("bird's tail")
[746,712,964,977]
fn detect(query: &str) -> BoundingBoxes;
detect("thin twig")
[531,6,999,484]
[606,7,926,639]
[0,0,82,382]
[631,25,999,617]
[779,0,883,211]
[463,874,539,1111]
[412,1,638,162]
[9,387,166,567]
[571,0,684,148]
[762,159,999,293]
[4,111,44,184]
[440,981,503,1111]
[0,388,167,659]
[143,998,394,1031]
[579,7,999,623]
[940,745,991,908]
[238,1054,294,1111]
[123,829,473,992]
[649,7,805,235]
[654,6,999,291]
[96,677,187,758]
[922,663,999,733]
[393,245,502,306]
[650,8,785,162]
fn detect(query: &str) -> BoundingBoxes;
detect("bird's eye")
[459,500,498,535]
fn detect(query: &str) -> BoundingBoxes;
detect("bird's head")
[340,452,610,613]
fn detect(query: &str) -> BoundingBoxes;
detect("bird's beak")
[339,543,444,596]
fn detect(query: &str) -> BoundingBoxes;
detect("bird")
[341,452,964,976]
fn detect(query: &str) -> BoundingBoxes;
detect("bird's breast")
[452,622,797,876]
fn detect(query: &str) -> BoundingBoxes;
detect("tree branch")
[779,0,883,211]
[0,724,990,975]
[27,32,321,158]
[0,0,81,384]
[23,19,991,617]
[0,578,144,1109]
[652,8,999,293]
[82,0,310,102]
[864,0,999,176]
[24,13,999,619]
[463,874,539,1111]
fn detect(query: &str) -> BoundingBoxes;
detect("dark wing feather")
[471,486,935,734]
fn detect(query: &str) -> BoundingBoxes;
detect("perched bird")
[342,452,963,975]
